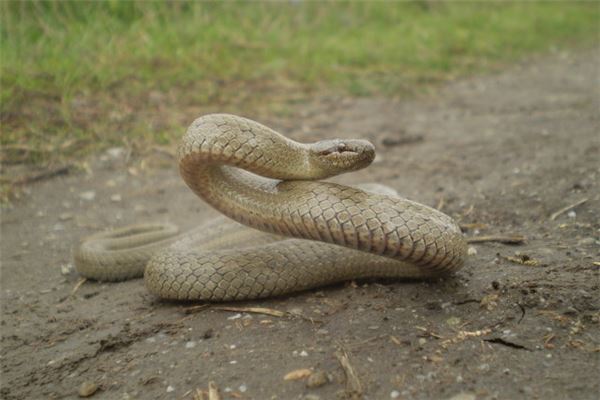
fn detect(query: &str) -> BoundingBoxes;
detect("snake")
[75,114,467,301]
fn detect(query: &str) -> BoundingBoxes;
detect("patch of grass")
[1,1,598,166]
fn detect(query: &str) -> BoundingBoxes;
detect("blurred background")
[1,1,598,168]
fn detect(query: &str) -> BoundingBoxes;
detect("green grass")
[1,1,598,166]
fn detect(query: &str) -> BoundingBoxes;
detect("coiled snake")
[75,114,467,301]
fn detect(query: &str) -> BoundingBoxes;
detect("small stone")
[390,390,401,399]
[446,316,461,326]
[288,307,303,316]
[567,210,576,218]
[238,384,247,393]
[61,263,74,275]
[110,194,122,202]
[467,247,477,256]
[79,191,96,201]
[78,381,98,397]
[418,338,427,346]
[306,371,329,388]
[166,385,174,393]
[59,212,73,221]
[577,237,596,246]
[106,147,126,159]
[447,393,475,400]
[299,350,308,357]
[185,341,196,349]
[303,395,321,400]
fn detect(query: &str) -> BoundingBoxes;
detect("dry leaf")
[284,368,312,381]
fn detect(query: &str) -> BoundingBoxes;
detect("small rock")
[106,147,126,159]
[288,307,304,316]
[185,341,196,349]
[467,247,477,256]
[202,328,214,339]
[61,263,74,275]
[418,338,427,346]
[303,395,321,400]
[79,191,96,201]
[447,393,476,400]
[78,381,98,397]
[110,194,122,202]
[59,212,73,221]
[306,371,329,388]
[567,210,576,218]
[446,316,461,326]
[390,390,401,399]
[577,237,596,246]
[239,384,247,393]
[166,385,175,393]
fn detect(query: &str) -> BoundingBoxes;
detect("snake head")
[309,139,375,178]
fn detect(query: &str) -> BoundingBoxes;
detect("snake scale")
[75,114,467,301]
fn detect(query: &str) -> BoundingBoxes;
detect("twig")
[11,164,73,185]
[335,348,363,399]
[212,306,286,318]
[436,195,445,211]
[459,223,488,231]
[181,304,321,323]
[70,277,87,297]
[549,198,588,220]
[467,235,526,245]
[182,304,211,314]
[208,382,221,400]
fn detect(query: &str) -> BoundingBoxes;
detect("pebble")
[60,263,74,275]
[447,393,476,400]
[306,371,329,388]
[467,247,477,256]
[166,385,174,393]
[79,191,96,201]
[78,381,98,397]
[185,341,196,349]
[106,147,126,159]
[110,194,122,202]
[239,384,247,393]
[59,212,73,221]
[418,338,427,346]
[577,237,596,246]
[446,316,461,326]
[303,395,321,400]
[390,390,401,399]
[567,210,576,218]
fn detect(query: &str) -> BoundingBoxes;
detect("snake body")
[75,114,467,301]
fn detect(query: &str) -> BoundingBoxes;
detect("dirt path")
[1,50,598,400]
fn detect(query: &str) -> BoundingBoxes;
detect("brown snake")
[75,114,467,301]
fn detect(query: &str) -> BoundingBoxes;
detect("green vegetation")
[1,1,598,166]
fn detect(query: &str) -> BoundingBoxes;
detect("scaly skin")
[75,114,467,301]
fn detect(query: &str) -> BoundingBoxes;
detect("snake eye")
[319,142,350,156]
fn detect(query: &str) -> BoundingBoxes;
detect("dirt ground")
[1,50,599,400]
